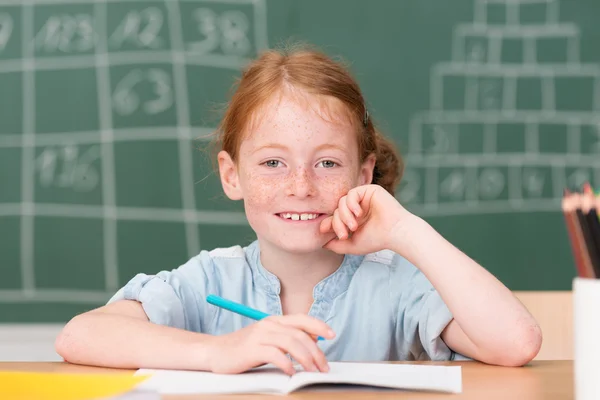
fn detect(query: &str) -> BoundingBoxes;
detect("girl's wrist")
[388,212,428,257]
[190,333,221,372]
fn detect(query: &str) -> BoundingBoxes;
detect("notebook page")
[285,362,462,394]
[134,367,290,395]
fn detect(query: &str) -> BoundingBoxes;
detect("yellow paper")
[0,370,149,400]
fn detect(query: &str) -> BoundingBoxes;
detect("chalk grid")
[0,0,267,303]
[0,0,599,306]
[400,0,600,216]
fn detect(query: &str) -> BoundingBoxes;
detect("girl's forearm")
[391,215,541,356]
[55,312,218,370]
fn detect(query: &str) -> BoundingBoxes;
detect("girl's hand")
[319,184,410,255]
[208,315,335,375]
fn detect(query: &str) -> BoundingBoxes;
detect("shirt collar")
[245,240,363,301]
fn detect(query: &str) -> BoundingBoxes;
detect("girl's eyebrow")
[252,143,289,153]
[314,143,347,153]
[252,143,347,154]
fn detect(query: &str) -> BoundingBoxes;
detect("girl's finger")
[262,331,318,373]
[331,209,348,240]
[319,215,333,234]
[287,328,329,373]
[347,189,363,217]
[258,346,296,375]
[269,315,335,340]
[268,317,331,373]
[337,196,358,231]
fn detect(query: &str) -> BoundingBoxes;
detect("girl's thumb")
[323,237,350,254]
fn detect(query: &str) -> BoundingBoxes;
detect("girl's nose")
[285,167,317,198]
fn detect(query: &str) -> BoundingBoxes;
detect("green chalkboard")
[0,0,599,322]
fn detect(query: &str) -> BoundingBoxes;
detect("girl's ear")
[218,150,243,200]
[360,153,376,185]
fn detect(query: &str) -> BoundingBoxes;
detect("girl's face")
[219,90,375,254]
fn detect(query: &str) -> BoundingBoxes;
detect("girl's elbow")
[497,324,543,367]
[54,315,86,362]
[54,330,70,361]
[518,322,543,363]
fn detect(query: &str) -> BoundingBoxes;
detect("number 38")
[188,8,251,56]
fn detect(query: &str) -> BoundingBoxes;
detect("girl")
[55,44,542,375]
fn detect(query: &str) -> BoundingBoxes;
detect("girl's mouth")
[276,212,326,222]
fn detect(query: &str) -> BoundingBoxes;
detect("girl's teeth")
[280,213,319,220]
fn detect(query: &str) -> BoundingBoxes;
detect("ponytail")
[370,129,403,195]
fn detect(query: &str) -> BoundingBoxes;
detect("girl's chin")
[261,236,334,254]
[277,241,329,253]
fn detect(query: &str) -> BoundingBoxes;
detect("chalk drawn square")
[519,1,551,26]
[458,122,486,154]
[35,67,100,133]
[33,143,103,206]
[476,76,505,111]
[463,34,489,64]
[110,64,178,129]
[496,122,527,153]
[34,216,105,290]
[180,0,265,68]
[555,75,595,112]
[516,76,543,111]
[537,36,570,64]
[538,123,568,154]
[106,2,171,53]
[437,166,470,204]
[421,122,459,155]
[442,74,466,110]
[520,164,554,200]
[32,3,96,58]
[476,164,509,202]
[485,3,507,26]
[501,37,524,64]
[114,139,183,209]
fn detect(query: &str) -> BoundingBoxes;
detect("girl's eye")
[319,160,337,168]
[264,160,280,168]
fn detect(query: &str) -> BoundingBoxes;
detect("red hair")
[212,43,403,195]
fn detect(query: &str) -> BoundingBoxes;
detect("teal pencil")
[207,295,325,341]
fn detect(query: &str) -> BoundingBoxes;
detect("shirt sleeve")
[390,254,469,361]
[106,250,217,333]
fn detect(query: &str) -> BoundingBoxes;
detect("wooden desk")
[0,360,573,399]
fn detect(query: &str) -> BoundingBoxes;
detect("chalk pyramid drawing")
[401,0,600,216]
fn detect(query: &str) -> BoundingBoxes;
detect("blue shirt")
[107,240,469,362]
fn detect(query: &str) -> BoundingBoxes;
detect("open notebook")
[135,362,462,395]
